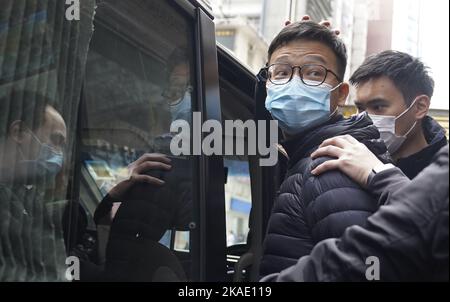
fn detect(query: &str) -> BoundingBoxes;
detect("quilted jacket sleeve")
[260,156,379,277]
[304,157,379,243]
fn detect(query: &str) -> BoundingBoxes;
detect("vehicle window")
[0,0,95,281]
[218,64,256,280]
[80,0,197,282]
[219,67,255,250]
[224,158,252,247]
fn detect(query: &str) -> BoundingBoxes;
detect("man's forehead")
[355,77,403,101]
[270,40,336,65]
[273,53,327,64]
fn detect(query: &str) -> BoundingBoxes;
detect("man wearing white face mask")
[259,21,391,278]
[351,50,448,179]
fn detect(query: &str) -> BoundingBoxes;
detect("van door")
[75,0,226,281]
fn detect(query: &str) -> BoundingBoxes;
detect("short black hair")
[350,50,435,106]
[268,21,348,80]
[0,90,53,140]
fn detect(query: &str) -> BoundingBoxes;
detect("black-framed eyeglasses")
[265,63,341,86]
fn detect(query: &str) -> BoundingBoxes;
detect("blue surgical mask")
[170,90,192,124]
[19,130,64,179]
[265,77,341,135]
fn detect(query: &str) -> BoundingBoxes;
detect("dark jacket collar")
[281,112,388,168]
[423,115,447,148]
[397,116,448,178]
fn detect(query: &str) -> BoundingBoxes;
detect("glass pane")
[224,158,252,247]
[269,64,292,81]
[0,0,95,281]
[174,231,190,252]
[301,65,327,83]
[80,0,196,282]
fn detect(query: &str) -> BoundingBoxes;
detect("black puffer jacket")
[262,145,449,282]
[397,116,448,179]
[259,113,390,277]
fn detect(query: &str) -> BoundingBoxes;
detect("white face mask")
[369,100,418,155]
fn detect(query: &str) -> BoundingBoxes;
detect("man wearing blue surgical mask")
[17,106,66,184]
[1,98,66,184]
[351,51,448,179]
[0,91,68,281]
[259,21,391,278]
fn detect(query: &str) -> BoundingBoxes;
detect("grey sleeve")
[367,167,411,206]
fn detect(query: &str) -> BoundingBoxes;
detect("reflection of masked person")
[169,87,192,125]
[163,51,192,126]
[0,96,68,281]
[16,129,64,185]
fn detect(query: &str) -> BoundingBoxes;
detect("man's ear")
[9,120,26,143]
[413,95,430,119]
[336,82,349,107]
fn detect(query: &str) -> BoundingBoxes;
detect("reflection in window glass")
[0,0,95,281]
[174,231,190,252]
[81,0,196,282]
[224,159,252,247]
[159,230,172,249]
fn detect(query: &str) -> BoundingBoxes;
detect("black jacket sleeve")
[262,145,449,282]
[366,166,410,206]
[94,194,117,225]
[304,157,380,243]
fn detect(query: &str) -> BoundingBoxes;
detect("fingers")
[312,135,361,159]
[131,153,172,167]
[130,174,165,186]
[319,135,360,149]
[320,20,331,27]
[288,15,309,25]
[311,145,344,159]
[317,136,350,150]
[311,160,340,176]
[134,161,172,175]
[340,134,359,144]
[293,16,339,36]
[143,153,172,164]
[318,20,340,35]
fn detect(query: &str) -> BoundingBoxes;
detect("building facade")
[212,0,337,72]
[211,0,448,130]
